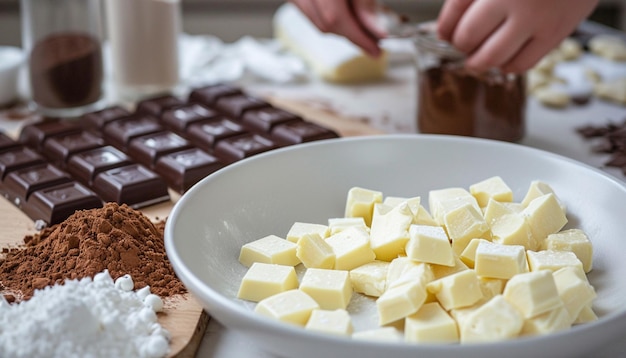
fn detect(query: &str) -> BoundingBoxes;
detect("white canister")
[105,0,181,100]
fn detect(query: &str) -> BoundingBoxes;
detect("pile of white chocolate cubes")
[237,176,596,344]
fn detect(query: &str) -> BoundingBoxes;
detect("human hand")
[289,0,386,57]
[437,0,600,73]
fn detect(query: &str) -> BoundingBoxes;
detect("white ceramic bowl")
[0,46,24,106]
[165,135,626,358]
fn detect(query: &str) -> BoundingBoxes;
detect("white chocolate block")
[502,270,562,318]
[405,302,459,343]
[474,241,528,279]
[479,277,505,299]
[553,266,597,323]
[376,280,427,326]
[521,181,563,210]
[574,304,598,325]
[300,268,352,310]
[349,260,389,297]
[522,193,568,242]
[527,250,584,272]
[305,309,353,336]
[469,176,513,207]
[459,295,524,343]
[431,256,469,280]
[483,199,522,226]
[443,203,491,255]
[521,304,571,336]
[428,187,480,225]
[352,327,403,342]
[255,289,319,326]
[343,186,383,227]
[426,269,483,311]
[328,217,369,235]
[237,263,299,302]
[326,227,375,270]
[459,238,490,268]
[491,213,537,250]
[406,225,454,266]
[239,234,300,267]
[369,202,413,261]
[286,222,329,243]
[386,256,434,290]
[383,196,421,218]
[543,229,593,273]
[415,204,438,226]
[296,233,335,269]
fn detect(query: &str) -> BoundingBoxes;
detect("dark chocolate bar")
[185,117,247,152]
[127,131,193,167]
[161,103,219,134]
[0,146,47,180]
[154,148,225,193]
[103,114,163,150]
[214,133,278,163]
[81,106,131,132]
[66,146,133,185]
[3,163,73,206]
[188,83,242,106]
[0,132,20,151]
[271,121,339,144]
[92,164,169,207]
[23,181,103,226]
[19,120,82,151]
[213,94,271,118]
[242,107,302,133]
[136,94,185,116]
[42,131,105,167]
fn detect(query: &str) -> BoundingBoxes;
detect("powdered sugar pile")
[0,270,170,358]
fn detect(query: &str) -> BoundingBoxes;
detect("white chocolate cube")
[522,193,568,242]
[369,202,413,261]
[239,235,300,267]
[479,277,505,299]
[553,266,597,322]
[237,263,299,302]
[326,227,375,270]
[443,203,491,255]
[406,225,454,266]
[344,186,383,227]
[405,302,459,343]
[491,213,537,250]
[305,309,353,336]
[459,238,490,268]
[255,289,319,326]
[428,187,480,225]
[502,270,562,318]
[543,229,593,273]
[469,176,513,207]
[521,304,571,336]
[521,180,560,208]
[352,327,403,342]
[474,241,528,279]
[328,217,369,235]
[415,204,438,226]
[300,268,352,310]
[386,256,434,290]
[376,280,427,326]
[286,222,329,243]
[426,269,483,311]
[431,256,469,280]
[384,196,437,226]
[296,233,335,269]
[527,250,584,272]
[483,199,523,226]
[574,305,598,325]
[349,260,389,297]
[459,295,524,343]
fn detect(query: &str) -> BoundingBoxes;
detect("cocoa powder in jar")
[0,202,185,301]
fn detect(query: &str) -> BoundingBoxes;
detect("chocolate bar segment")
[19,120,82,151]
[3,163,73,205]
[23,181,103,225]
[92,164,169,208]
[186,117,247,152]
[242,107,302,133]
[0,146,47,179]
[127,131,193,167]
[66,145,133,185]
[0,132,19,151]
[155,148,225,193]
[271,121,339,145]
[136,94,185,116]
[103,114,163,150]
[81,106,131,132]
[214,94,271,118]
[188,84,242,106]
[161,103,219,134]
[214,133,278,164]
[42,131,105,167]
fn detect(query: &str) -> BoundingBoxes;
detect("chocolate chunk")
[42,131,105,167]
[66,146,133,185]
[161,103,219,134]
[92,164,169,207]
[242,107,302,133]
[135,94,185,117]
[19,120,83,150]
[23,181,103,225]
[103,114,163,150]
[3,164,73,204]
[271,121,339,144]
[0,132,19,151]
[214,94,271,118]
[188,84,242,106]
[0,146,47,180]
[214,133,278,163]
[127,131,193,167]
[81,106,131,132]
[155,148,225,193]
[186,117,247,152]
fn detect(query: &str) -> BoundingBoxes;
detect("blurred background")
[1,0,625,46]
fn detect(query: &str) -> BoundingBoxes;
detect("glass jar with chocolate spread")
[412,22,526,142]
[21,0,106,117]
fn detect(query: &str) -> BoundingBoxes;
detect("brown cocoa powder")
[0,202,185,301]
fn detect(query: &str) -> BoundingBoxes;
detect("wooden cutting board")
[0,97,381,356]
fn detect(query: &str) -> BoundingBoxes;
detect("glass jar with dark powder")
[21,0,105,117]
[412,22,526,142]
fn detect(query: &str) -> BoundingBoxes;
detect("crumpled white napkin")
[178,34,309,86]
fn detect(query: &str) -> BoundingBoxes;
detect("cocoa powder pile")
[0,202,185,301]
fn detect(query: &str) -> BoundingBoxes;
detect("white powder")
[0,270,170,358]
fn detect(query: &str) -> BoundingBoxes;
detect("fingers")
[501,36,563,73]
[450,1,507,55]
[437,0,474,42]
[464,19,532,72]
[353,0,387,39]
